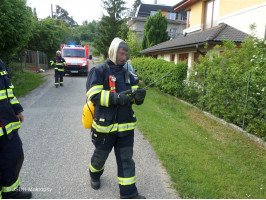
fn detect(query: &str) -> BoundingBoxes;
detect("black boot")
[2,190,32,199]
[121,193,146,199]
[91,178,100,190]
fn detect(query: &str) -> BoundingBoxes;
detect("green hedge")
[131,57,187,97]
[131,37,265,141]
[183,39,265,140]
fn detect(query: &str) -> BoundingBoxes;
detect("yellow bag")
[82,101,95,129]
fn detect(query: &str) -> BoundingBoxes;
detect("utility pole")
[51,4,53,18]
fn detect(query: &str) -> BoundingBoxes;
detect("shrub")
[131,57,187,97]
[185,38,265,140]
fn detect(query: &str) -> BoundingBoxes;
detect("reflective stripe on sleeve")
[10,97,19,105]
[0,70,8,76]
[7,89,14,98]
[0,89,14,100]
[4,121,21,135]
[86,85,103,100]
[118,176,136,186]
[100,90,110,107]
[131,85,139,92]
[2,178,20,192]
[0,127,4,137]
[0,90,7,100]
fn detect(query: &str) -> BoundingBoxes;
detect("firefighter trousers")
[89,130,138,198]
[55,70,64,86]
[0,132,24,199]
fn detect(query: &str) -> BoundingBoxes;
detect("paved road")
[18,68,179,199]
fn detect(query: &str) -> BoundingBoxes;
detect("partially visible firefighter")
[50,50,66,88]
[85,38,146,199]
[0,59,32,199]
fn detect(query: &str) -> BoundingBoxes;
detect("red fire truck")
[61,44,92,75]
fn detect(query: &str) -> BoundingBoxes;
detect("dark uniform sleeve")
[129,74,144,105]
[86,65,117,107]
[0,61,24,114]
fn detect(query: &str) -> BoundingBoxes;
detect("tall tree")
[72,20,99,44]
[125,29,141,58]
[94,0,127,58]
[53,5,78,27]
[142,10,169,50]
[0,0,33,63]
[28,17,72,58]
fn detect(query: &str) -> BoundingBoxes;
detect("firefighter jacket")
[50,56,66,72]
[86,59,143,136]
[0,59,23,140]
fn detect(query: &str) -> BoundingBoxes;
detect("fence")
[21,49,49,72]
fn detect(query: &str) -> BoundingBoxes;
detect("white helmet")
[56,50,61,55]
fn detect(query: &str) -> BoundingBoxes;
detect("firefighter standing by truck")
[50,50,66,88]
[0,59,32,199]
[86,38,146,199]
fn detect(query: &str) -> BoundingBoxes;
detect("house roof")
[173,0,200,11]
[137,4,174,17]
[137,3,186,18]
[141,23,249,54]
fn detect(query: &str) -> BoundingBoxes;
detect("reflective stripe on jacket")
[0,60,23,139]
[86,59,139,135]
[50,56,66,71]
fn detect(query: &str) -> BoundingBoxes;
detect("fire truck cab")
[61,44,92,75]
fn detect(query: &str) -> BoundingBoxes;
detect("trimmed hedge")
[132,37,265,141]
[131,57,187,97]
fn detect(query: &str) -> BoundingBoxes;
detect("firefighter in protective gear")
[0,59,32,199]
[50,50,66,88]
[86,38,146,199]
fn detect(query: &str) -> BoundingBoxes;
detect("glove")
[135,87,146,102]
[114,91,132,105]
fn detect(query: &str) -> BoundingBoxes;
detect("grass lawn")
[10,70,46,97]
[133,87,266,199]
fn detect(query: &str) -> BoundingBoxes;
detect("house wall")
[219,0,265,16]
[218,1,266,38]
[183,0,266,38]
[189,1,204,28]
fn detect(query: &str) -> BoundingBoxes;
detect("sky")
[26,0,182,25]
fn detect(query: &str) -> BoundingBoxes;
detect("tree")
[27,17,72,58]
[53,5,78,27]
[142,10,169,50]
[72,20,99,44]
[125,29,141,58]
[0,0,33,63]
[94,0,127,58]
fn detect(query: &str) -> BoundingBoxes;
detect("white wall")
[218,2,266,39]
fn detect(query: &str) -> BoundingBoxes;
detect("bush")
[184,38,265,140]
[131,57,187,97]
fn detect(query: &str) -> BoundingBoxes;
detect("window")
[204,0,219,29]
[187,10,191,28]
[170,28,177,38]
[179,53,188,63]
[171,54,175,62]
[150,11,157,16]
[167,12,176,20]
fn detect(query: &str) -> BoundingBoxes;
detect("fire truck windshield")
[62,49,86,58]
